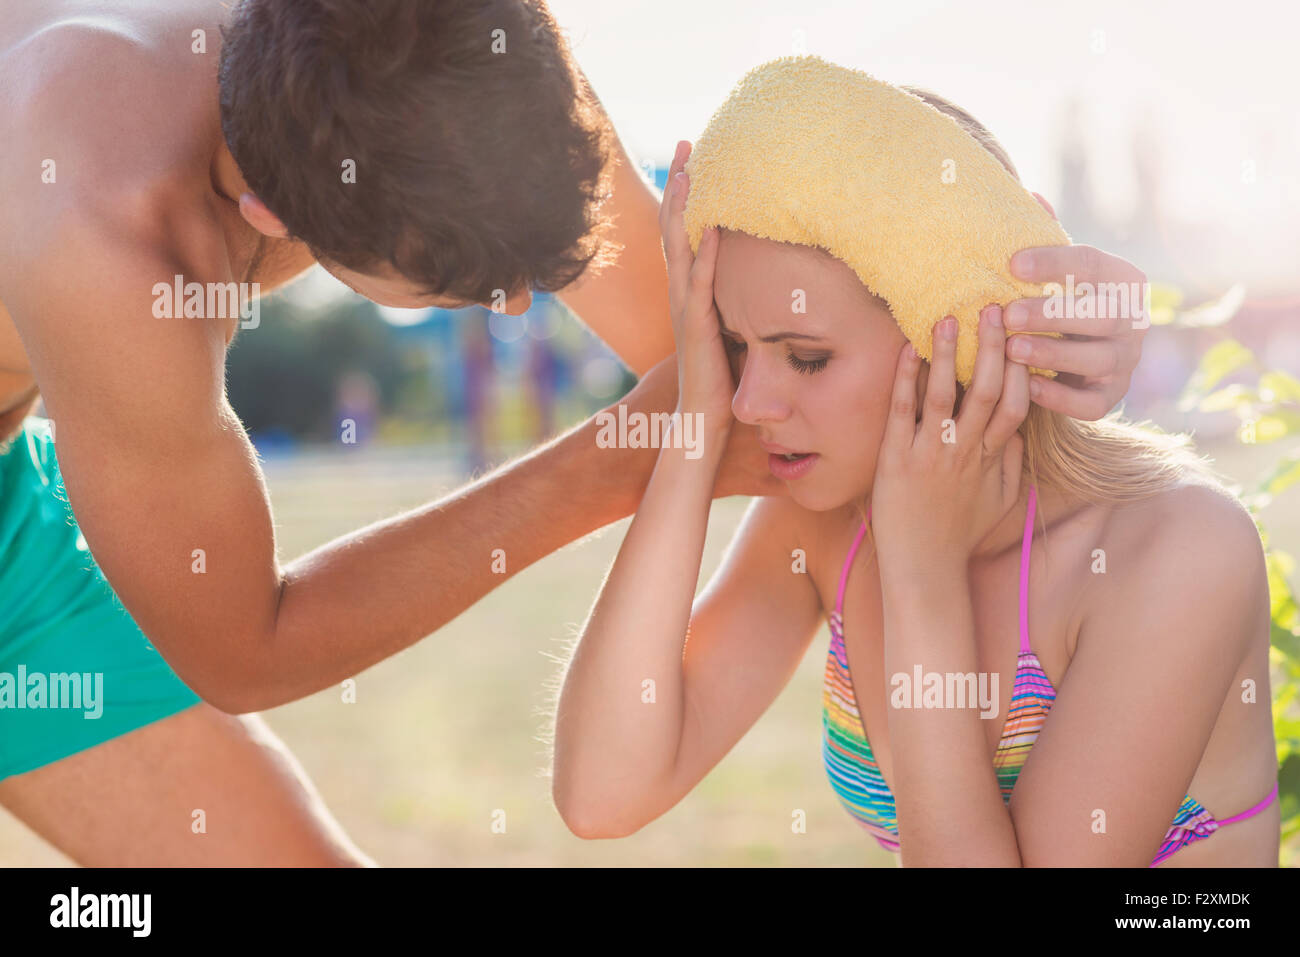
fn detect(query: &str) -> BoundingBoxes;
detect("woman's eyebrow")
[716,307,827,343]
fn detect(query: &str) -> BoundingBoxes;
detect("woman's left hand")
[870,305,1030,574]
[658,147,735,432]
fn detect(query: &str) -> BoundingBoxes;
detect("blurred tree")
[226,299,404,442]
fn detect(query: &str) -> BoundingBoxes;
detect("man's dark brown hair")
[218,0,618,302]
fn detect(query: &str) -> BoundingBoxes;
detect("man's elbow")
[158,595,288,713]
[162,648,278,715]
[182,671,267,716]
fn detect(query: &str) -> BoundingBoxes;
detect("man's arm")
[4,206,675,713]
[553,68,675,375]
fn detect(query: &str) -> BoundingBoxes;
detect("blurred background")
[2,0,1298,865]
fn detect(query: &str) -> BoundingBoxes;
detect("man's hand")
[1003,241,1149,421]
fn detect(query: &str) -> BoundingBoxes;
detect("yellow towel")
[683,55,1069,386]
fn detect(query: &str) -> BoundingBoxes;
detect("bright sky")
[549,0,1299,231]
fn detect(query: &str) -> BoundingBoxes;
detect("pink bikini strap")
[1019,484,1037,656]
[1216,781,1279,826]
[838,487,1037,641]
[835,509,871,618]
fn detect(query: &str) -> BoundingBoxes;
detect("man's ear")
[1030,191,1058,222]
[238,192,291,239]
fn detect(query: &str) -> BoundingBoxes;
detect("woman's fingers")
[923,317,957,434]
[686,227,720,326]
[913,353,929,419]
[657,140,691,234]
[677,224,733,420]
[659,170,695,317]
[883,342,922,455]
[1000,431,1025,511]
[957,305,1006,436]
[984,357,1030,452]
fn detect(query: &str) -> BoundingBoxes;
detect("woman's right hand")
[621,355,788,499]
[658,142,735,435]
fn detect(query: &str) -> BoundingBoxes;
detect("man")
[0,0,1148,864]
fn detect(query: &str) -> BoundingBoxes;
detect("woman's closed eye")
[786,352,829,375]
[721,334,829,376]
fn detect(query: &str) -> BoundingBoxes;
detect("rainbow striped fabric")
[821,611,1057,852]
[821,489,1239,867]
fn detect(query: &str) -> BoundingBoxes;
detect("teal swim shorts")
[0,417,201,780]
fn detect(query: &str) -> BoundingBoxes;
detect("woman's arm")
[874,314,1269,865]
[882,560,1023,865]
[1007,485,1268,866]
[551,492,825,838]
[550,408,725,835]
[870,304,1033,866]
[552,158,823,838]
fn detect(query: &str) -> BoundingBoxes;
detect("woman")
[550,59,1279,866]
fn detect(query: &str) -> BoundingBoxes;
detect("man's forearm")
[242,411,655,712]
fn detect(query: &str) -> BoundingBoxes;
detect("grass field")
[2,433,1297,866]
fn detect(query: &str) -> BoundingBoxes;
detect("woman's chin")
[788,482,850,513]
[784,470,872,513]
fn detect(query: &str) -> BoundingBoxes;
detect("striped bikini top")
[820,484,1264,867]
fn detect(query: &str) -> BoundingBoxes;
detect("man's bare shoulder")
[0,10,220,248]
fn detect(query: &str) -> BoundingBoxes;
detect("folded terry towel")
[683,54,1070,386]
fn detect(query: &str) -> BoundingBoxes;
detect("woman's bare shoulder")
[731,495,863,613]
[1106,477,1262,559]
[1086,476,1268,645]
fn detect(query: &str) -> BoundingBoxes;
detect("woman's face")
[712,229,911,511]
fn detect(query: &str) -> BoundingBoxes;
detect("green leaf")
[1252,411,1300,443]
[1278,716,1297,764]
[1280,751,1300,798]
[1254,448,1300,501]
[1199,383,1257,412]
[1173,283,1247,328]
[1147,283,1184,326]
[1178,339,1256,411]
[1277,681,1299,711]
[1260,371,1300,405]
[1274,619,1300,663]
[1266,550,1297,629]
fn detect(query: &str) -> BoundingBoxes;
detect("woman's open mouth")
[768,451,820,480]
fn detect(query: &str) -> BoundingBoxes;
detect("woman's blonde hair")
[884,85,1227,514]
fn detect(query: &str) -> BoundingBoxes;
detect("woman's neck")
[850,480,1089,566]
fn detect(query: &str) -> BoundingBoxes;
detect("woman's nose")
[731,355,789,426]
